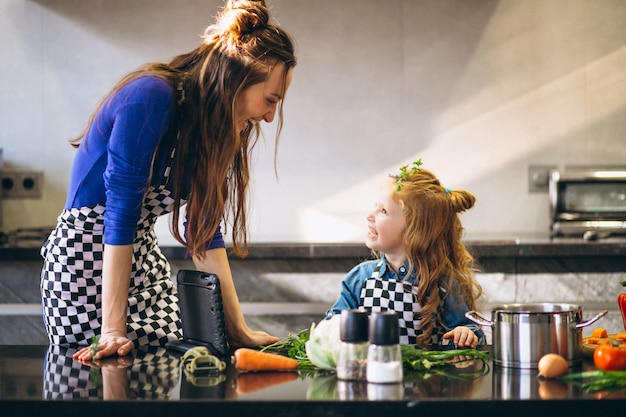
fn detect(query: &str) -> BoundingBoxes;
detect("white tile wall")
[2,0,626,243]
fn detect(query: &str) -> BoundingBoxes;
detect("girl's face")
[365,183,406,256]
[235,63,293,132]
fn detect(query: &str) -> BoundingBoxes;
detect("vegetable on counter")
[558,370,626,395]
[400,345,490,373]
[617,279,626,330]
[261,328,318,372]
[89,335,99,359]
[261,323,490,380]
[262,318,341,372]
[236,371,299,394]
[396,346,490,382]
[593,342,626,371]
[591,327,608,339]
[559,331,626,395]
[233,348,299,372]
[303,316,341,371]
[582,329,626,358]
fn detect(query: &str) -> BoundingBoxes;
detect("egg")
[538,380,569,399]
[537,353,569,379]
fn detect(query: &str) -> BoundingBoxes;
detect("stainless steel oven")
[549,166,626,237]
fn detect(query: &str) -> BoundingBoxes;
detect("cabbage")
[304,315,341,370]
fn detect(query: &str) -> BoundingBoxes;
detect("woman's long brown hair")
[70,0,296,258]
[390,168,483,347]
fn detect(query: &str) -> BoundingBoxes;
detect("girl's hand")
[442,326,479,348]
[444,354,476,369]
[72,332,134,362]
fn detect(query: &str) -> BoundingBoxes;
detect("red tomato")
[593,343,626,371]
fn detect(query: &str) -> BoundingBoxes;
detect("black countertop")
[3,233,626,273]
[0,344,624,417]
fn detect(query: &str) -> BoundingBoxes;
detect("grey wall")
[2,0,625,245]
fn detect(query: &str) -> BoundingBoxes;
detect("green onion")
[400,345,490,380]
[89,335,99,359]
[262,329,490,380]
[558,370,626,393]
[261,329,320,373]
[401,345,489,367]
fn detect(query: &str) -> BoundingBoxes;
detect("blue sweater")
[65,76,224,248]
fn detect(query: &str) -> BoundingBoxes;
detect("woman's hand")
[72,331,134,362]
[442,326,479,348]
[192,248,280,349]
[77,353,134,368]
[75,243,135,362]
[77,354,133,400]
[228,327,280,349]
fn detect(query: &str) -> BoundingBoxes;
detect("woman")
[40,0,296,361]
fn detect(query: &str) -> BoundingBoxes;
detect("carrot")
[233,348,299,372]
[591,328,608,338]
[236,371,298,394]
[586,337,600,345]
[616,332,626,342]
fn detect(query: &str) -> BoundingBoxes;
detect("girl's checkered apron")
[40,162,183,347]
[359,261,445,345]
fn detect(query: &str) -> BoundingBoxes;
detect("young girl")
[41,0,296,361]
[327,160,485,348]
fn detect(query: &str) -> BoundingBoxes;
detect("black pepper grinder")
[336,309,369,381]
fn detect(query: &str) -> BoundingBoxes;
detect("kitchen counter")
[2,234,625,345]
[0,344,624,417]
[3,233,626,273]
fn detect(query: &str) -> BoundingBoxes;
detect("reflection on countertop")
[0,344,615,403]
[2,344,626,417]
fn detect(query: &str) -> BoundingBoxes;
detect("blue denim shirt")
[326,256,486,345]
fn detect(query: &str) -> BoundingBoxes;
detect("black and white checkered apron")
[43,345,179,400]
[359,261,445,345]
[40,160,183,347]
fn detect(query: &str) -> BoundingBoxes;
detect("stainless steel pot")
[466,303,607,369]
[492,366,582,400]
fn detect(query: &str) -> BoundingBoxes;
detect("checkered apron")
[43,345,179,400]
[359,261,445,345]
[40,159,183,347]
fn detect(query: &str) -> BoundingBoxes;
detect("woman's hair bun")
[218,0,270,41]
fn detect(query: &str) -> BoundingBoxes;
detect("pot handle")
[575,310,608,329]
[465,311,493,327]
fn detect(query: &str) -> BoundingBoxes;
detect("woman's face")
[365,182,406,256]
[235,63,293,132]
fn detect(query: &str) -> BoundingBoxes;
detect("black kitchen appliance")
[165,270,229,357]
